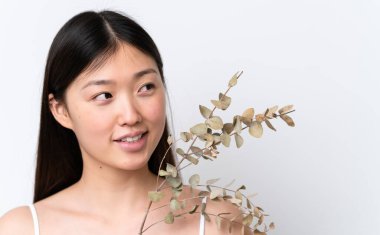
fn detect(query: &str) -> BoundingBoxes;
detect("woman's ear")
[48,93,73,130]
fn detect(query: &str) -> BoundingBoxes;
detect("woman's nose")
[117,96,142,126]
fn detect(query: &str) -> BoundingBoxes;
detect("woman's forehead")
[75,43,159,84]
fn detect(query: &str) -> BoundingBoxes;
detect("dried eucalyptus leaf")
[228,71,239,87]
[170,199,181,211]
[235,190,243,200]
[167,135,173,145]
[166,163,177,177]
[164,212,174,224]
[219,93,231,109]
[241,107,254,125]
[237,185,246,191]
[221,133,231,147]
[211,100,223,110]
[258,215,264,225]
[253,229,267,235]
[249,121,263,138]
[190,123,208,136]
[246,198,252,209]
[190,146,203,157]
[229,197,242,206]
[255,114,265,122]
[206,116,224,130]
[233,116,242,134]
[189,205,199,214]
[199,105,212,119]
[210,188,223,200]
[243,214,253,226]
[264,119,276,131]
[159,169,170,177]
[266,105,278,118]
[189,174,200,188]
[234,133,244,148]
[167,176,182,188]
[148,191,164,202]
[186,155,199,165]
[176,148,185,156]
[280,114,295,127]
[223,123,234,134]
[279,104,294,114]
[180,132,193,142]
[206,178,220,185]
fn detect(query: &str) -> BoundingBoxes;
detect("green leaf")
[164,212,174,224]
[189,174,200,188]
[190,123,208,136]
[199,105,212,119]
[148,191,164,202]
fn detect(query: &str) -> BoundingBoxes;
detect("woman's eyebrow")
[133,68,158,79]
[81,68,158,90]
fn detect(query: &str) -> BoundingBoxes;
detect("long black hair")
[34,10,176,202]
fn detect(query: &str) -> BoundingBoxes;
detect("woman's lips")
[115,132,148,152]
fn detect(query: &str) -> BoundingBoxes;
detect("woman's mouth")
[115,132,148,152]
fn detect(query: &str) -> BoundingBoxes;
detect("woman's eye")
[94,92,113,101]
[139,83,155,93]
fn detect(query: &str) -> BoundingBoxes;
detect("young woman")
[0,10,248,235]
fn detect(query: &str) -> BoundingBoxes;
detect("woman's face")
[51,43,166,172]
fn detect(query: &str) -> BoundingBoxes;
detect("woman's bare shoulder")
[0,206,34,234]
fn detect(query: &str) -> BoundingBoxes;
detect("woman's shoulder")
[0,205,34,234]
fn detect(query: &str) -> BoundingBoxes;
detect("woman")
[0,10,248,235]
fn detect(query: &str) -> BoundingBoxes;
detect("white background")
[0,0,379,234]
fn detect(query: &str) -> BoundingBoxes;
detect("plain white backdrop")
[0,0,379,234]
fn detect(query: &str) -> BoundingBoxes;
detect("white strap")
[199,196,208,235]
[28,204,40,235]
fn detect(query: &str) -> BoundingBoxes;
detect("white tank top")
[29,196,208,235]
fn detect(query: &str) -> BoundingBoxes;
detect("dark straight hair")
[34,10,177,202]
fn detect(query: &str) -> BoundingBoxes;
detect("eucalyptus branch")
[139,71,294,234]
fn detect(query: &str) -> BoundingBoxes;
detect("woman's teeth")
[120,134,143,143]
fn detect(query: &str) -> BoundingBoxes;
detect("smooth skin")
[0,43,252,235]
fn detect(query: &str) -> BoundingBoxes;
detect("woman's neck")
[70,162,165,220]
